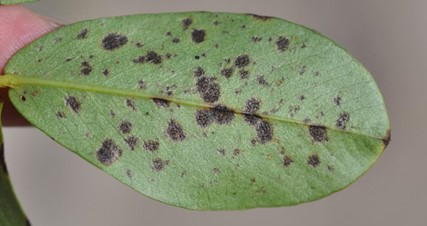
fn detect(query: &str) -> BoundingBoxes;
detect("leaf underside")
[0,103,29,225]
[4,12,389,210]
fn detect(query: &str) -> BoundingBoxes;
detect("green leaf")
[2,12,390,210]
[0,0,38,5]
[0,103,30,225]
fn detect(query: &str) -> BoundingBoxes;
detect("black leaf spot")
[196,110,214,128]
[80,61,92,76]
[119,120,132,134]
[221,68,233,78]
[308,154,320,167]
[125,136,138,150]
[167,120,186,141]
[152,98,170,107]
[192,29,206,43]
[77,28,88,39]
[65,96,81,113]
[234,55,250,68]
[96,139,122,166]
[336,112,350,129]
[276,36,290,52]
[309,125,327,142]
[152,157,169,171]
[182,18,193,30]
[256,120,273,144]
[102,33,128,51]
[196,76,221,103]
[143,140,160,152]
[283,155,293,167]
[212,105,234,124]
[194,67,205,77]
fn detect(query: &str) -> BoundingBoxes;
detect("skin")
[0,5,59,126]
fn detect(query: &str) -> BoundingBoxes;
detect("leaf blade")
[4,12,390,209]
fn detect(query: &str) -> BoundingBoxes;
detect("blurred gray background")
[4,0,426,225]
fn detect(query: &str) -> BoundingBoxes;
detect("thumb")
[0,5,60,126]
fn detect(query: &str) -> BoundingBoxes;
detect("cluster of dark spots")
[102,33,128,51]
[234,55,250,68]
[307,154,320,167]
[276,36,290,52]
[250,14,273,21]
[194,67,205,77]
[309,125,327,142]
[221,67,233,78]
[135,42,143,48]
[245,98,261,113]
[217,148,226,156]
[152,157,169,171]
[213,167,221,174]
[288,105,300,117]
[56,111,66,118]
[191,29,206,43]
[126,169,133,178]
[80,61,92,75]
[336,112,350,129]
[239,70,249,79]
[102,69,110,76]
[257,76,268,85]
[126,99,137,111]
[252,36,262,42]
[233,149,241,156]
[96,139,122,166]
[133,51,162,64]
[334,96,342,106]
[196,76,221,103]
[65,96,81,113]
[182,18,193,30]
[299,65,307,75]
[195,110,214,128]
[77,28,88,39]
[303,117,311,123]
[212,105,234,124]
[167,120,186,141]
[143,140,160,152]
[152,98,170,108]
[299,95,306,101]
[125,136,138,150]
[138,80,146,89]
[119,120,132,134]
[172,37,180,43]
[283,155,293,167]
[256,120,274,144]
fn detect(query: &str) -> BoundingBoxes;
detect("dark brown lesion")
[382,130,391,148]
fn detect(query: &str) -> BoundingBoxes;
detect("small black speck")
[152,158,169,171]
[102,33,128,51]
[182,18,193,30]
[167,120,186,141]
[103,69,110,76]
[299,95,305,101]
[143,140,160,152]
[96,139,122,166]
[65,96,81,113]
[251,36,262,42]
[235,55,250,68]
[257,76,268,85]
[166,31,172,36]
[125,136,138,150]
[127,169,133,178]
[192,29,206,43]
[308,154,320,167]
[152,98,170,107]
[20,95,26,102]
[119,120,132,134]
[194,67,205,77]
[218,148,226,156]
[77,28,88,39]
[233,149,241,156]
[56,111,66,118]
[336,112,350,129]
[213,167,221,174]
[126,99,136,111]
[221,68,233,78]
[81,61,92,76]
[172,37,180,43]
[194,55,200,60]
[334,96,342,106]
[138,80,146,89]
[276,36,290,52]
[283,155,293,167]
[136,42,143,48]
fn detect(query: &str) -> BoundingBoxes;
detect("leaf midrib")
[0,74,384,141]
